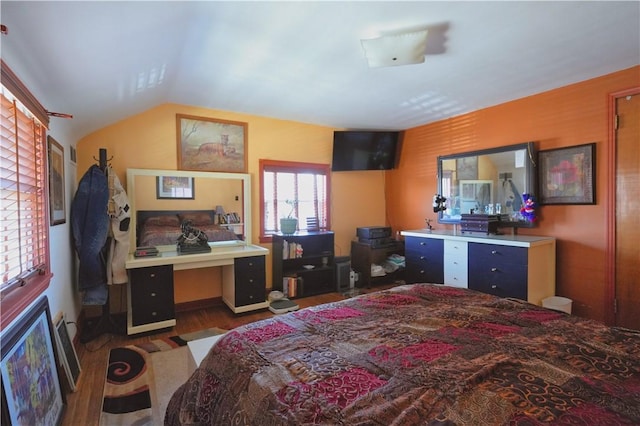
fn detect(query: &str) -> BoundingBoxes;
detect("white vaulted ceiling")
[1,1,639,142]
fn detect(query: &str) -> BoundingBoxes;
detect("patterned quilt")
[165,284,640,425]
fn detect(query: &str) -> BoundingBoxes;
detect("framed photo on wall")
[48,136,66,225]
[156,176,195,199]
[538,143,596,205]
[176,114,248,173]
[1,296,65,425]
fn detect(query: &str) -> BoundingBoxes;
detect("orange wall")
[77,104,388,302]
[386,66,640,323]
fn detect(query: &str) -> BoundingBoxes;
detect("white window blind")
[1,87,48,288]
[260,160,330,238]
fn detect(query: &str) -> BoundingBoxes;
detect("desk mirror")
[126,168,252,249]
[437,142,537,227]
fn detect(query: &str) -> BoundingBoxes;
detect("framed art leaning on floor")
[1,296,65,425]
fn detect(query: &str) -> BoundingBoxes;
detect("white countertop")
[401,229,555,247]
[126,241,268,269]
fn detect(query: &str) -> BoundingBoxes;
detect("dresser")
[401,230,556,305]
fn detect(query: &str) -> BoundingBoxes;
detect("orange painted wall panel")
[386,66,640,322]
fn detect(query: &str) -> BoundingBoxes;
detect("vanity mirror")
[126,168,252,249]
[437,142,537,227]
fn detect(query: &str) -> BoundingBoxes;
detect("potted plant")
[280,200,298,234]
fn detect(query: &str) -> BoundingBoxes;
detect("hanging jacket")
[106,168,130,285]
[71,164,110,304]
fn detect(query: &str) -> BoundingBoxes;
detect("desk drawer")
[234,256,266,307]
[129,265,175,326]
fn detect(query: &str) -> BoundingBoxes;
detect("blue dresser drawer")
[468,243,527,265]
[468,242,528,300]
[469,263,528,299]
[405,237,444,284]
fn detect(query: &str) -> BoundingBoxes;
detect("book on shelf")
[282,241,303,259]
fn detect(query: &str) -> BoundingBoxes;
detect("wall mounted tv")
[331,131,401,171]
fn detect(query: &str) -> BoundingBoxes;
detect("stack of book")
[282,240,303,259]
[134,246,158,257]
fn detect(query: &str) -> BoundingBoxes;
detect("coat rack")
[79,148,123,344]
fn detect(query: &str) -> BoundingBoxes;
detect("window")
[1,61,51,330]
[259,159,331,242]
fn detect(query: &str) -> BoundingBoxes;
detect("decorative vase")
[280,218,298,234]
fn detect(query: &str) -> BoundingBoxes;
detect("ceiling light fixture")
[361,28,429,68]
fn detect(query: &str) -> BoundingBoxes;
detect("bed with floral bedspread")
[165,283,640,425]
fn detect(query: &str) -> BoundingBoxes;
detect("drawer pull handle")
[491,268,497,272]
[151,311,157,316]
[420,270,425,274]
[420,256,425,260]
[150,273,156,278]
[249,262,253,267]
[453,261,458,265]
[491,250,497,254]
[420,242,426,246]
[151,292,156,297]
[491,285,497,289]
[249,279,254,283]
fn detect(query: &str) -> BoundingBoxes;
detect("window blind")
[1,88,48,288]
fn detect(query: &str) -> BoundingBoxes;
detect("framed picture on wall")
[176,114,248,173]
[156,176,195,199]
[48,136,66,225]
[538,143,596,205]
[1,296,65,425]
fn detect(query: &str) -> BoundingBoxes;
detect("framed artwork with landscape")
[176,114,247,173]
[48,136,66,225]
[1,296,65,425]
[538,143,595,205]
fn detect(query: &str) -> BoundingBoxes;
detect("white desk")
[125,242,269,335]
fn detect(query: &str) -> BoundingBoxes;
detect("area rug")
[100,327,227,425]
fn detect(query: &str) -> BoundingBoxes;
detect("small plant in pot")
[280,200,298,234]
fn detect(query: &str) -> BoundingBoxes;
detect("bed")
[165,283,640,425]
[136,210,239,247]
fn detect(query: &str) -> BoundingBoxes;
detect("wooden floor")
[61,289,376,425]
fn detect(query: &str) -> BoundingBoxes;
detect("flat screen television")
[331,131,401,171]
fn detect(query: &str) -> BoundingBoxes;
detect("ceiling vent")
[361,28,429,68]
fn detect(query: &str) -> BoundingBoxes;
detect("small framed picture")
[48,136,66,225]
[156,176,195,199]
